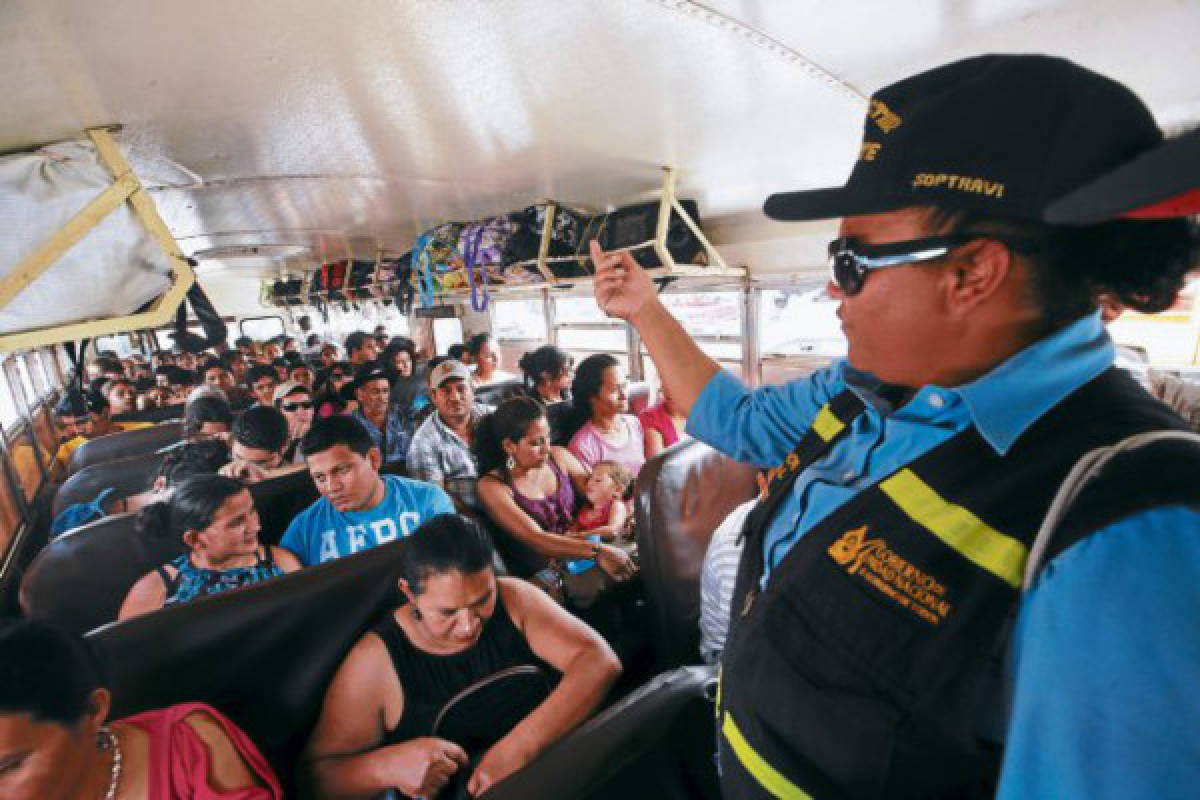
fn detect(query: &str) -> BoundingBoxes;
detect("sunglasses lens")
[283,401,313,411]
[828,250,864,296]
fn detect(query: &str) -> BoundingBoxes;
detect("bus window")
[433,317,464,355]
[494,298,548,374]
[0,366,19,431]
[554,296,632,374]
[0,458,22,557]
[1107,277,1200,367]
[759,288,845,384]
[557,327,627,352]
[94,333,139,358]
[239,315,285,341]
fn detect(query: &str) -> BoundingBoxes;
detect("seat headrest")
[475,379,527,407]
[484,665,718,800]
[634,440,758,670]
[87,541,406,791]
[54,452,166,518]
[67,422,182,475]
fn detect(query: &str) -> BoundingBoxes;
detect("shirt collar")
[953,311,1114,455]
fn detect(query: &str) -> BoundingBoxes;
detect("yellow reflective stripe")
[879,469,1027,588]
[715,666,723,719]
[721,712,813,800]
[811,405,845,442]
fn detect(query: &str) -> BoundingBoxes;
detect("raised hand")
[590,240,657,322]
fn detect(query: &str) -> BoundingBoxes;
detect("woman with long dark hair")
[565,354,645,477]
[518,345,574,405]
[475,397,637,581]
[118,474,300,619]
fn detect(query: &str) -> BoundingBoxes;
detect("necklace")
[100,727,122,800]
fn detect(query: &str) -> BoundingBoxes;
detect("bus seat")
[248,469,319,546]
[484,665,719,800]
[86,540,407,792]
[67,422,182,475]
[113,404,185,424]
[628,382,652,415]
[53,452,166,518]
[27,472,321,634]
[633,440,757,670]
[21,513,184,636]
[476,379,526,407]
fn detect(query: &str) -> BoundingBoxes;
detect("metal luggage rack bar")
[0,126,197,351]
[265,167,741,309]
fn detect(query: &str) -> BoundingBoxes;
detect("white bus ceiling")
[3,0,1200,319]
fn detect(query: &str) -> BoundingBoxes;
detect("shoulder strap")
[1023,429,1200,591]
[157,563,182,597]
[739,389,866,547]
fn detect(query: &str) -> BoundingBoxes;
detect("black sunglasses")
[827,233,1038,296]
[281,400,314,411]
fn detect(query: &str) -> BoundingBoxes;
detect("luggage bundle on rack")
[265,193,712,312]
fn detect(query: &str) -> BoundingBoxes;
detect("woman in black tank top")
[304,514,622,800]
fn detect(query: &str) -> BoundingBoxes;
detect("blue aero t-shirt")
[280,474,454,566]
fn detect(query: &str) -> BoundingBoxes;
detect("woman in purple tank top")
[476,398,638,582]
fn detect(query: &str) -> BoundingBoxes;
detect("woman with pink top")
[565,354,645,478]
[638,383,688,459]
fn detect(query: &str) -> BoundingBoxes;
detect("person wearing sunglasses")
[274,380,316,464]
[593,56,1200,799]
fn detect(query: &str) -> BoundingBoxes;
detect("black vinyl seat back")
[53,452,167,518]
[482,665,719,800]
[475,379,526,407]
[87,541,406,791]
[113,404,185,424]
[25,472,321,635]
[67,422,182,475]
[21,513,184,635]
[634,440,758,671]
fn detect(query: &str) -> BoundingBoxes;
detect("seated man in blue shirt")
[281,415,454,566]
[591,56,1200,799]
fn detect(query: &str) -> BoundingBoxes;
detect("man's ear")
[944,238,1013,314]
[368,447,382,471]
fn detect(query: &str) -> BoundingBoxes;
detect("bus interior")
[2,2,1199,798]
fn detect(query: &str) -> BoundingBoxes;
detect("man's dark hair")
[398,514,495,595]
[465,332,493,357]
[301,414,376,459]
[924,207,1199,338]
[447,344,467,362]
[284,351,303,365]
[234,405,290,454]
[428,355,452,373]
[0,619,108,726]
[344,331,373,358]
[246,365,278,386]
[234,336,254,350]
[182,395,234,439]
[93,356,124,376]
[220,351,244,369]
[156,439,232,486]
[165,366,194,387]
[55,391,88,419]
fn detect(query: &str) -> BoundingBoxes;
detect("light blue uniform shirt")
[280,474,454,566]
[688,311,1200,796]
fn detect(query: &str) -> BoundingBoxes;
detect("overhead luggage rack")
[263,167,742,309]
[0,126,196,351]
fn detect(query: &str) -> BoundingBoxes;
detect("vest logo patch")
[827,526,952,626]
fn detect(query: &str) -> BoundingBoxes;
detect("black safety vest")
[717,367,1200,800]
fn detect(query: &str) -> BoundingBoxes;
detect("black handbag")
[595,198,708,268]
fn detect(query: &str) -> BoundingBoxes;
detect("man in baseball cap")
[344,362,410,464]
[592,54,1199,798]
[405,358,494,511]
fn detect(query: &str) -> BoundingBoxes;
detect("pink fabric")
[120,702,282,800]
[568,415,646,477]
[638,402,681,449]
[575,498,614,530]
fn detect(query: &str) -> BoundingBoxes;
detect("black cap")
[1045,128,1200,224]
[55,390,107,417]
[340,363,389,400]
[764,54,1163,223]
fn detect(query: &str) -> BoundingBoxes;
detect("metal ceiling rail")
[0,127,196,352]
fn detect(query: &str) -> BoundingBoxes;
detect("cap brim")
[763,186,917,222]
[1045,129,1200,224]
